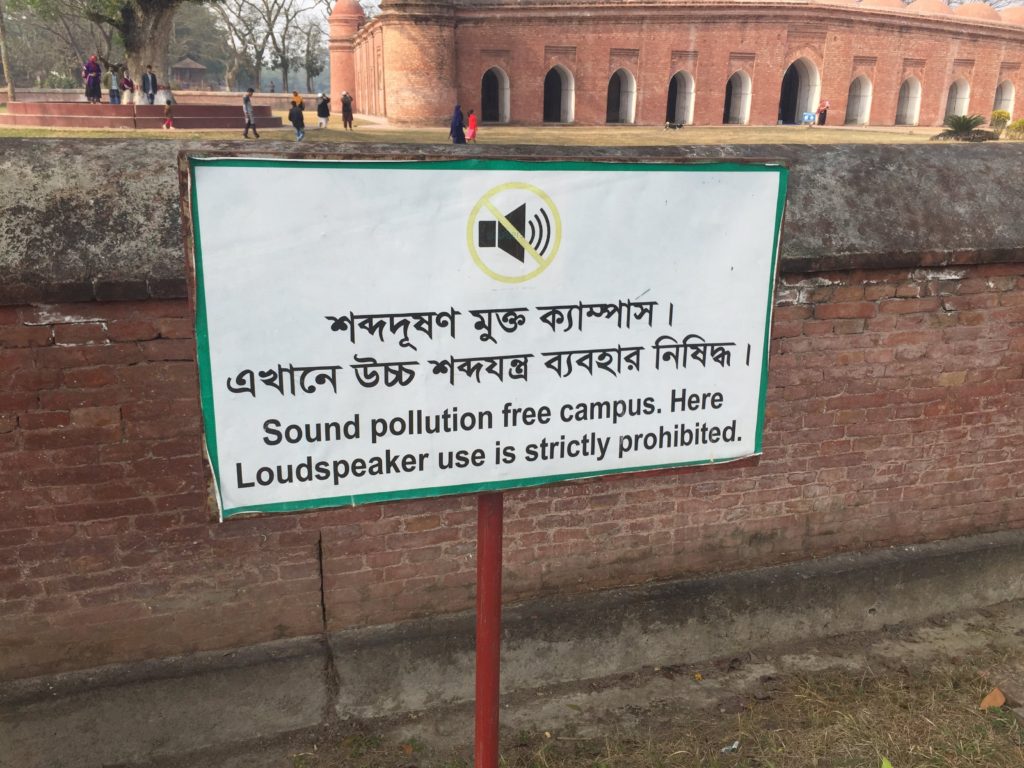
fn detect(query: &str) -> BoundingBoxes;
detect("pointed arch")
[481,66,510,123]
[777,57,821,124]
[945,79,970,118]
[896,77,922,126]
[993,80,1015,117]
[667,70,695,125]
[723,70,752,125]
[606,68,637,124]
[844,75,873,125]
[543,65,575,123]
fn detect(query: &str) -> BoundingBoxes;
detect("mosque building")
[328,0,1024,127]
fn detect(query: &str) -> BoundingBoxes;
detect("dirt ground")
[146,600,1024,768]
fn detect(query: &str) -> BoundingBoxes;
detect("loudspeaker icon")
[477,203,553,262]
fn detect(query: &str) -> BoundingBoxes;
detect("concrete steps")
[0,101,283,130]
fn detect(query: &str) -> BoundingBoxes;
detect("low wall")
[1,141,1023,682]
[3,88,326,111]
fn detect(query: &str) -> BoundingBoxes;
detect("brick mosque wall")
[336,0,1024,126]
[2,140,1023,682]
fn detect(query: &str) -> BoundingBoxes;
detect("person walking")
[288,100,305,141]
[162,89,175,129]
[449,104,466,144]
[82,55,102,103]
[816,99,830,126]
[466,108,478,142]
[141,65,158,105]
[340,91,354,130]
[242,87,260,138]
[316,93,331,129]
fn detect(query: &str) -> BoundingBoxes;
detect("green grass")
[0,110,949,145]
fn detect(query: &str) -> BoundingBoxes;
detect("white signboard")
[188,158,786,519]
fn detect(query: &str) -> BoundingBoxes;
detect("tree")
[300,15,322,92]
[18,0,218,83]
[0,0,15,100]
[260,0,316,93]
[211,0,271,89]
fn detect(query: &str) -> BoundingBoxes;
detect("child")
[466,109,478,142]
[162,90,175,130]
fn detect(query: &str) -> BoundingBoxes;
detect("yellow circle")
[466,182,562,283]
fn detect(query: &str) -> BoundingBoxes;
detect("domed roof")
[954,1,1000,20]
[860,0,906,9]
[999,5,1024,23]
[906,0,953,13]
[330,0,365,20]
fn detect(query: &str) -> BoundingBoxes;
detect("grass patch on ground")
[0,113,952,145]
[289,646,1024,768]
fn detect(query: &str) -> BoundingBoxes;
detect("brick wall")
[3,263,1023,681]
[345,1,1024,126]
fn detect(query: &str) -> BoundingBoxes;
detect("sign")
[187,158,787,519]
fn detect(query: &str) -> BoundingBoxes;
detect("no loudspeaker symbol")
[467,182,562,283]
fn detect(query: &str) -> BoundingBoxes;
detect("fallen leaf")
[980,688,1006,710]
[694,672,704,682]
[881,758,893,768]
[401,743,414,755]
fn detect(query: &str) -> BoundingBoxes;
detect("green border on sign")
[187,157,788,519]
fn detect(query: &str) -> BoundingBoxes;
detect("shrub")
[990,110,1011,135]
[934,114,991,141]
[1006,119,1024,140]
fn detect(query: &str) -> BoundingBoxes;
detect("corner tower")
[378,0,457,123]
[329,0,364,100]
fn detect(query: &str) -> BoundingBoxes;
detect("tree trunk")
[121,1,181,87]
[0,0,16,102]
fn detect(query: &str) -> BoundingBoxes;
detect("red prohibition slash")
[475,491,504,768]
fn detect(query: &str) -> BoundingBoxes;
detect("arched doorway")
[481,67,510,123]
[666,71,695,124]
[993,80,1015,116]
[777,57,820,124]
[723,70,751,124]
[606,68,637,124]
[543,65,575,123]
[844,75,873,125]
[945,79,970,118]
[895,77,922,126]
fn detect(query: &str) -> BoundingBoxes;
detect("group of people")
[81,56,159,106]
[243,88,355,140]
[448,104,479,144]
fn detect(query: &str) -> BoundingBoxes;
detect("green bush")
[1006,119,1024,140]
[990,110,1011,135]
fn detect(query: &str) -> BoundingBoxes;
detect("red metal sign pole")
[475,491,504,768]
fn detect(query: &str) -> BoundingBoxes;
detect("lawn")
[0,108,946,145]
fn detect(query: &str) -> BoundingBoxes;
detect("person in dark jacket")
[316,93,331,129]
[341,91,354,130]
[141,65,158,105]
[288,101,305,141]
[449,104,466,144]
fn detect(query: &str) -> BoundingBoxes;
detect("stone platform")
[0,101,283,130]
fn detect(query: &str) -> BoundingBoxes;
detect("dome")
[954,1,1000,20]
[906,0,954,13]
[330,0,365,21]
[999,5,1024,23]
[860,0,906,9]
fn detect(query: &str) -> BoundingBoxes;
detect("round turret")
[329,0,365,107]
